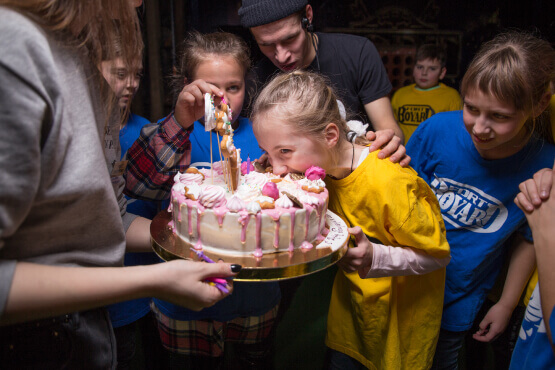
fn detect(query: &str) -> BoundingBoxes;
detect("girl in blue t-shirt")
[406,31,555,369]
[149,31,278,369]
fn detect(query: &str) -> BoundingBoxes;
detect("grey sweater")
[0,8,130,316]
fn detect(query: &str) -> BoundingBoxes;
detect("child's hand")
[515,162,554,212]
[472,301,513,342]
[338,226,374,278]
[174,79,223,129]
[365,129,411,167]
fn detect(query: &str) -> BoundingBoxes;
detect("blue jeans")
[431,329,468,370]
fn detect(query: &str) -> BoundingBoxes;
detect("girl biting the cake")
[251,70,451,369]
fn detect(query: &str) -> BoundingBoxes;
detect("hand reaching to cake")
[151,259,240,311]
[174,79,224,129]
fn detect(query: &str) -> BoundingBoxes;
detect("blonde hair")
[252,71,364,160]
[171,31,252,105]
[460,31,554,142]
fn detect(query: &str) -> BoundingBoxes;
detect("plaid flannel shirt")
[124,113,193,201]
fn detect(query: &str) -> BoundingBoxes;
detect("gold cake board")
[151,210,349,281]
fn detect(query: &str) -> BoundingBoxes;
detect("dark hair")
[170,31,253,105]
[415,44,447,68]
[460,31,554,142]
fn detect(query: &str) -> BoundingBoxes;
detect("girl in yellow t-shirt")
[252,70,451,369]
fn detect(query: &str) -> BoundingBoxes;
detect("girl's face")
[253,113,330,176]
[463,88,529,160]
[101,57,143,109]
[194,55,245,125]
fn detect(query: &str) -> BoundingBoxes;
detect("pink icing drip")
[238,212,250,244]
[304,204,313,240]
[195,209,203,250]
[301,241,314,249]
[214,207,226,227]
[187,205,193,236]
[254,213,262,257]
[289,210,296,252]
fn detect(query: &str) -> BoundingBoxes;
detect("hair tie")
[347,131,357,143]
[346,120,369,142]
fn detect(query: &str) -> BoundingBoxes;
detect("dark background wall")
[133,0,554,122]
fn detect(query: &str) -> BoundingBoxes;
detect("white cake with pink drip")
[169,164,329,257]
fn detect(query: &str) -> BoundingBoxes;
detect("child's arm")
[338,227,450,279]
[123,80,224,201]
[473,234,536,342]
[515,162,555,348]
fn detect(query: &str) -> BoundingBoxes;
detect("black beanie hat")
[238,0,308,28]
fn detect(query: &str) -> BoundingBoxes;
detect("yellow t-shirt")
[325,151,450,370]
[391,83,461,143]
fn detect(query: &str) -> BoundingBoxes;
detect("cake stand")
[150,209,350,281]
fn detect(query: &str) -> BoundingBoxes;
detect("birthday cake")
[168,94,329,257]
[169,163,329,257]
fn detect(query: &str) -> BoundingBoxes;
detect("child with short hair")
[405,31,555,369]
[391,44,461,142]
[251,70,451,369]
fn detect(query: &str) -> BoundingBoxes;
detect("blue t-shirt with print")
[510,283,555,369]
[153,116,281,321]
[407,110,555,331]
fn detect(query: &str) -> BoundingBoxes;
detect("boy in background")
[391,44,461,143]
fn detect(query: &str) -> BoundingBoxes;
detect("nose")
[269,158,288,176]
[421,68,428,76]
[127,75,139,91]
[472,114,490,135]
[274,44,290,64]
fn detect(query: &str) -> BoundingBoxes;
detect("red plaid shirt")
[124,113,193,201]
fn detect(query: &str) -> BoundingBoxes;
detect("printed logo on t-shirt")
[430,175,507,233]
[397,105,436,126]
[518,285,545,342]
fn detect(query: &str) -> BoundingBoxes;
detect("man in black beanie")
[238,0,404,142]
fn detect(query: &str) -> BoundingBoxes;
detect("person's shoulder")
[417,110,462,135]
[0,8,47,47]
[392,84,415,97]
[129,113,151,127]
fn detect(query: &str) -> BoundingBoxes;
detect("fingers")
[365,130,378,143]
[201,262,242,279]
[515,167,554,212]
[535,166,553,200]
[367,129,395,153]
[174,80,223,128]
[398,154,412,168]
[348,226,364,243]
